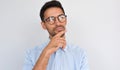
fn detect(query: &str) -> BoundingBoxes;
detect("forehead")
[44,7,64,18]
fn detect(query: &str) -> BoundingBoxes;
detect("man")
[23,0,89,70]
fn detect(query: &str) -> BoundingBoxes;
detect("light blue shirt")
[23,39,89,70]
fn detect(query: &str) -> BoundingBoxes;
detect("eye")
[45,16,55,22]
[59,15,66,19]
[49,16,55,21]
[58,14,67,22]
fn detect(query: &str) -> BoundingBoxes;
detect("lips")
[55,27,64,32]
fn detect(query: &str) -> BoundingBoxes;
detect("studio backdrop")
[0,0,120,70]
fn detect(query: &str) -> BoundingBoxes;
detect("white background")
[0,0,120,70]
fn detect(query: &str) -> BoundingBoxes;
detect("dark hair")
[40,0,65,22]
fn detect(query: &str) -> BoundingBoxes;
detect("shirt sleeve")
[80,49,89,70]
[23,49,34,70]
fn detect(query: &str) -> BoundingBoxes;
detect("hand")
[45,30,66,57]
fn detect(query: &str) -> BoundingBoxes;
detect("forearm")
[32,49,50,70]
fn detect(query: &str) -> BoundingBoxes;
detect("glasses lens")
[45,16,55,24]
[58,14,66,22]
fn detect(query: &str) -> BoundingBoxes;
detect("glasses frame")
[44,14,67,25]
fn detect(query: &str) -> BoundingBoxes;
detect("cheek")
[63,22,67,27]
[64,20,67,25]
[46,25,55,31]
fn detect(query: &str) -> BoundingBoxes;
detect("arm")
[33,31,66,70]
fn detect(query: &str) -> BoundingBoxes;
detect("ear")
[41,21,47,30]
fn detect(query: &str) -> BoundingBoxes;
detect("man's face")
[41,7,67,37]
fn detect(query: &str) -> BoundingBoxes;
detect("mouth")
[55,26,65,32]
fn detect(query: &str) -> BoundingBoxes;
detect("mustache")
[53,25,65,31]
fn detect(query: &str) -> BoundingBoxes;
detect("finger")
[55,30,66,37]
[58,43,63,48]
[62,41,66,50]
[59,37,65,40]
[58,40,66,49]
[53,43,62,51]
[54,45,60,51]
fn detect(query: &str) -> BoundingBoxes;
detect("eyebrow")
[45,13,65,19]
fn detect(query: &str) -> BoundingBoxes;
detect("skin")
[33,7,67,70]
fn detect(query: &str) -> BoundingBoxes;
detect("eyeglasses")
[44,14,67,25]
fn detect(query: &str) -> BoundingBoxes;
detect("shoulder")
[67,44,88,65]
[23,41,49,68]
[67,43,87,58]
[25,46,42,56]
[67,44,85,53]
[25,41,48,60]
[26,42,47,55]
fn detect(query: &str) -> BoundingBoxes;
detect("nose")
[54,17,61,26]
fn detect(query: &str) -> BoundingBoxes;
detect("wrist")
[42,47,51,59]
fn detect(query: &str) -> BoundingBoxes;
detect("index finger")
[55,30,66,37]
